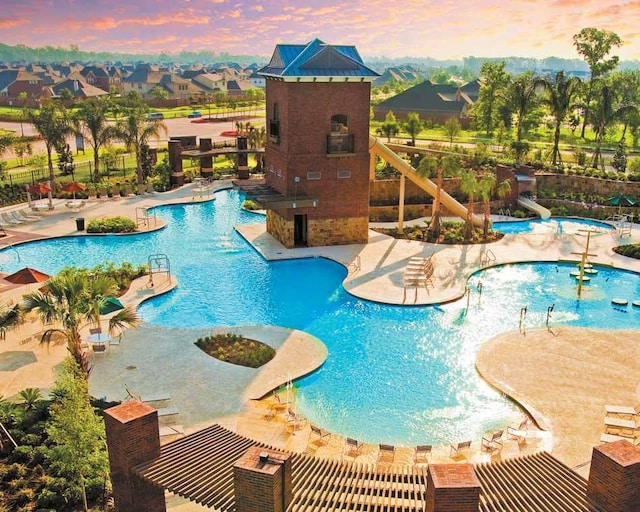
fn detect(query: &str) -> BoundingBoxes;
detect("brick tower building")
[257,39,379,247]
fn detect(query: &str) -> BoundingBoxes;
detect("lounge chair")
[600,432,640,445]
[345,437,362,456]
[605,403,640,420]
[603,417,639,439]
[270,390,290,413]
[89,327,102,335]
[481,429,504,451]
[414,444,432,464]
[16,209,40,222]
[378,443,395,463]
[286,408,306,431]
[1,212,22,226]
[450,440,472,459]
[507,418,530,441]
[159,424,184,437]
[310,425,331,444]
[8,211,28,224]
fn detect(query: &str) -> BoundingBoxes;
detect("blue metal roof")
[259,39,379,78]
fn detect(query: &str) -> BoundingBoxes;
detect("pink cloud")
[0,17,29,29]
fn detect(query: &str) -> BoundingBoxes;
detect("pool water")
[1,191,639,445]
[493,217,613,235]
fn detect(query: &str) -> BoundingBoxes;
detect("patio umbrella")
[27,183,52,199]
[3,267,50,285]
[608,192,636,207]
[62,181,87,200]
[100,296,124,315]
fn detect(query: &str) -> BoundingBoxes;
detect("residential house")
[122,64,200,101]
[373,79,477,127]
[0,68,49,106]
[80,65,123,93]
[51,78,109,99]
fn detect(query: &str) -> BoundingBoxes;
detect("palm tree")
[478,173,511,239]
[459,169,479,241]
[403,112,422,146]
[378,111,399,142]
[18,387,42,411]
[74,98,115,182]
[0,301,22,338]
[114,105,167,184]
[539,71,582,166]
[590,82,638,169]
[417,154,461,240]
[508,72,545,158]
[27,102,72,185]
[21,272,139,376]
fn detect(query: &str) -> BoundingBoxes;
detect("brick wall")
[587,440,640,512]
[426,464,480,512]
[104,401,166,512]
[233,446,292,512]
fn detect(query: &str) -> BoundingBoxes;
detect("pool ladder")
[546,304,554,330]
[519,306,527,334]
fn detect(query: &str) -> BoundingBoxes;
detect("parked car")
[147,112,164,120]
[188,111,203,118]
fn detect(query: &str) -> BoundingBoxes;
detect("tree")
[403,112,422,146]
[473,61,510,136]
[21,271,140,376]
[573,28,623,137]
[443,118,461,146]
[149,85,169,101]
[459,169,480,241]
[0,301,22,339]
[378,111,399,142]
[539,71,582,165]
[508,72,544,143]
[74,97,115,182]
[612,140,627,172]
[46,357,109,511]
[589,82,637,169]
[478,173,511,239]
[114,104,167,184]
[27,102,72,185]
[417,154,461,240]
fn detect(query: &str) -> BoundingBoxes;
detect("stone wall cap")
[105,400,156,423]
[594,440,640,467]
[429,463,481,488]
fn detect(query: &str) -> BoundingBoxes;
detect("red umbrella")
[62,181,87,200]
[27,183,52,199]
[3,267,50,285]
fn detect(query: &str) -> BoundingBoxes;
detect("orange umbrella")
[27,183,52,198]
[3,267,50,285]
[62,181,87,200]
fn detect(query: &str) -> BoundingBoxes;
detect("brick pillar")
[587,440,640,512]
[200,138,213,178]
[426,464,480,512]
[104,401,166,512]
[168,140,184,186]
[237,136,249,179]
[233,446,292,512]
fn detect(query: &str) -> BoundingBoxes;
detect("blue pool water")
[1,190,639,445]
[493,217,613,235]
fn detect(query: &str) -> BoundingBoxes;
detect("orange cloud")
[0,17,29,29]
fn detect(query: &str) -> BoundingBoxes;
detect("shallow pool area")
[1,190,639,446]
[493,216,613,235]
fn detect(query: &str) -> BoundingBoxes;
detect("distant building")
[373,79,479,126]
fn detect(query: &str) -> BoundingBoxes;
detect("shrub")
[242,199,262,211]
[195,333,275,368]
[613,243,640,259]
[86,216,136,233]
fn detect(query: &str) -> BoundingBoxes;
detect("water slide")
[517,196,551,219]
[368,136,483,226]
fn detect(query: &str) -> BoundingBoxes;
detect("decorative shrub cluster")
[242,199,263,211]
[613,243,640,259]
[86,216,136,233]
[195,333,275,368]
[373,221,504,244]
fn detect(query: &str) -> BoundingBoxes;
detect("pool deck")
[1,182,640,506]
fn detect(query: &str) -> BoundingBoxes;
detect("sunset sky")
[2,0,639,61]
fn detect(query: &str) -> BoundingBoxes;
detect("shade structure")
[608,193,636,207]
[27,183,52,196]
[3,267,50,285]
[100,297,124,315]
[62,181,87,200]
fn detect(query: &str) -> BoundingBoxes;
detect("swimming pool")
[493,217,613,235]
[1,191,639,445]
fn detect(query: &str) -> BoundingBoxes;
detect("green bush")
[195,333,275,368]
[86,216,136,233]
[242,199,263,211]
[613,243,640,259]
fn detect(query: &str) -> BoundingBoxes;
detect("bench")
[159,424,184,437]
[157,407,179,417]
[141,394,171,404]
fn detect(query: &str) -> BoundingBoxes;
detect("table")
[87,332,111,352]
[32,202,50,212]
[65,200,83,210]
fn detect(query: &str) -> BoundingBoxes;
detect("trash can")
[75,217,85,231]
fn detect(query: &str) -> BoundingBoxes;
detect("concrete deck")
[1,182,639,502]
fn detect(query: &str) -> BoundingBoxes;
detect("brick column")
[168,140,184,186]
[587,440,640,512]
[200,138,213,178]
[104,401,166,512]
[233,446,292,512]
[237,136,249,179]
[426,464,480,512]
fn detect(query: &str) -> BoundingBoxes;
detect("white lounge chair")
[378,443,395,463]
[414,444,432,464]
[605,403,640,420]
[345,437,362,456]
[450,440,472,459]
[1,212,21,225]
[481,429,504,451]
[310,425,331,444]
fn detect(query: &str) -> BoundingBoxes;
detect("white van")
[147,112,164,120]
